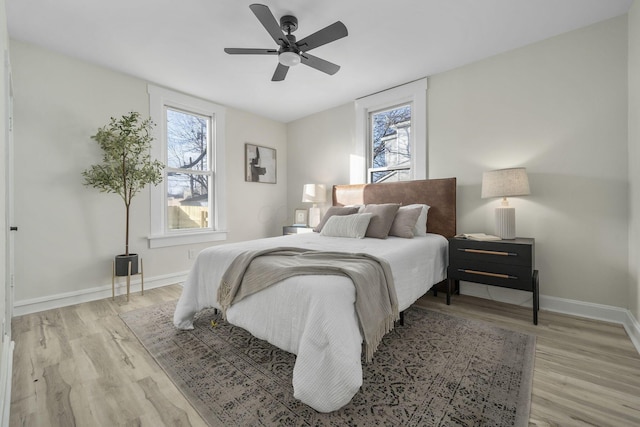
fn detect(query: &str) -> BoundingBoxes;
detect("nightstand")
[447,237,539,325]
[283,225,314,235]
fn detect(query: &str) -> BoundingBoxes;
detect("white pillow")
[320,213,373,239]
[402,204,430,236]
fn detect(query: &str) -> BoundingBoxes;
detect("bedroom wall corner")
[286,103,354,224]
[10,39,149,304]
[225,106,288,241]
[10,39,287,306]
[628,0,640,325]
[428,16,629,310]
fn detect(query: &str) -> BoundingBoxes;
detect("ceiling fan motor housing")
[281,34,298,51]
[280,15,298,33]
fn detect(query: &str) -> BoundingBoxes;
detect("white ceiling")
[6,0,633,123]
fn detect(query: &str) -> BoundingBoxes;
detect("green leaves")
[82,112,164,205]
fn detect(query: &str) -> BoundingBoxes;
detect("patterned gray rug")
[121,301,535,427]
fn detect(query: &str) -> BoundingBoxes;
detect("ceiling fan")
[224,4,348,81]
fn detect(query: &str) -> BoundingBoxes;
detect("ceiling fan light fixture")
[278,51,301,67]
[225,4,348,80]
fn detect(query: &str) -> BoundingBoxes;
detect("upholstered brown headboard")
[332,178,457,238]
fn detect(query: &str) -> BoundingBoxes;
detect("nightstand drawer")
[449,238,533,267]
[447,236,539,324]
[448,261,533,291]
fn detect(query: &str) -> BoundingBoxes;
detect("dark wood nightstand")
[283,225,314,235]
[447,237,539,325]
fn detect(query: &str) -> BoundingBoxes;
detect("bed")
[173,178,457,412]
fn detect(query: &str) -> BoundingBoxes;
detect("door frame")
[3,48,13,332]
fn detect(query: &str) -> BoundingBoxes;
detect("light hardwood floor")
[10,285,207,427]
[9,285,640,426]
[416,294,640,426]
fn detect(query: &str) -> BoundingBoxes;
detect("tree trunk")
[125,202,130,256]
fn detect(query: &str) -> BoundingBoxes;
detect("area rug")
[121,301,535,426]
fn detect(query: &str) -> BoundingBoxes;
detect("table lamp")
[302,184,326,228]
[481,168,530,239]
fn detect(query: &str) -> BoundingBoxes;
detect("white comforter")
[174,232,448,412]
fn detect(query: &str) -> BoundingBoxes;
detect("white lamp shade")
[481,168,530,199]
[302,184,327,203]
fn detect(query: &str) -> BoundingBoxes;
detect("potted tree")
[82,112,164,276]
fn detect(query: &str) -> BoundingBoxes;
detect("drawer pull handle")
[458,248,517,256]
[458,269,518,280]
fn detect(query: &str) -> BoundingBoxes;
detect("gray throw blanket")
[217,247,399,362]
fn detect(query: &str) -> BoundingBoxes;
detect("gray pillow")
[320,213,372,239]
[405,204,430,236]
[389,205,422,238]
[313,206,360,232]
[362,203,400,239]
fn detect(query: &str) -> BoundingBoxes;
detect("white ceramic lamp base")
[495,206,516,239]
[308,205,321,228]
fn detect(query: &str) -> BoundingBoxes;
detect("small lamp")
[302,184,327,228]
[481,168,530,239]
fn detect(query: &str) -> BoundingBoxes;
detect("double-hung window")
[355,78,427,184]
[369,104,412,183]
[148,85,227,248]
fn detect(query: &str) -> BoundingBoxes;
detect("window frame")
[147,84,227,248]
[354,78,427,184]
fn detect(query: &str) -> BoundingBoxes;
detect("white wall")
[286,103,354,221]
[288,16,630,310]
[10,40,287,304]
[430,16,629,308]
[629,1,640,321]
[226,107,289,241]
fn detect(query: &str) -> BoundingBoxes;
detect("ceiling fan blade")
[224,48,278,55]
[296,21,348,52]
[249,3,290,47]
[300,53,340,75]
[272,63,289,81]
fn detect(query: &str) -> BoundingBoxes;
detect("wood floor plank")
[10,285,640,426]
[137,377,195,427]
[43,364,75,426]
[533,368,639,416]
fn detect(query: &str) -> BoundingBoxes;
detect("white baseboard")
[13,271,189,317]
[624,312,640,356]
[541,294,640,355]
[460,284,640,355]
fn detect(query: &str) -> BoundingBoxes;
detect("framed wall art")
[245,143,277,184]
[294,209,308,226]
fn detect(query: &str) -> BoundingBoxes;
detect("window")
[354,78,427,184]
[148,85,227,248]
[369,104,412,183]
[166,108,210,230]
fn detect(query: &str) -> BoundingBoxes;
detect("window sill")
[148,230,228,248]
